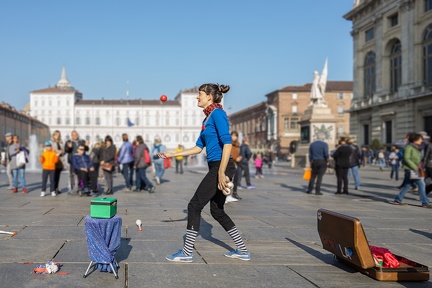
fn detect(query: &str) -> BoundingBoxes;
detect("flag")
[127,117,135,127]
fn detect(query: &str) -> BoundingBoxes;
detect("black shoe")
[354,187,358,190]
[335,192,342,195]
[315,192,323,195]
[56,189,62,194]
[306,191,312,194]
[104,189,113,195]
[342,191,349,195]
[233,192,242,199]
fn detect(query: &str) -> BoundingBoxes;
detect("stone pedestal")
[294,105,337,168]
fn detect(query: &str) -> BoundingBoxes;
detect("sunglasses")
[78,148,84,151]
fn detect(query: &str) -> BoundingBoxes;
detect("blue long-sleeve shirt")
[196,109,232,162]
[308,139,329,162]
[118,141,134,164]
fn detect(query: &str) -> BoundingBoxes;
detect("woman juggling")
[158,83,250,262]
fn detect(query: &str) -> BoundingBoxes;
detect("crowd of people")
[306,131,432,208]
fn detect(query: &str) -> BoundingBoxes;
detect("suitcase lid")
[317,208,375,269]
[91,197,117,205]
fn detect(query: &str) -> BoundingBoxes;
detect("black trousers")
[54,168,62,190]
[238,161,251,186]
[42,169,55,192]
[76,169,98,191]
[308,160,327,193]
[187,160,236,232]
[335,166,349,193]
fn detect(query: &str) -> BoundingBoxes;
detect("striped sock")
[182,229,198,256]
[227,226,248,253]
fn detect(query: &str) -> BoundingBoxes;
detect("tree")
[371,139,381,151]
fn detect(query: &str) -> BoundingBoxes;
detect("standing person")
[306,134,329,195]
[174,144,184,174]
[361,147,368,167]
[230,131,242,200]
[9,135,29,194]
[238,137,254,189]
[100,135,116,195]
[64,130,88,194]
[133,135,155,193]
[151,137,166,185]
[1,133,14,190]
[389,147,400,181]
[392,133,431,208]
[266,149,273,169]
[332,137,352,195]
[377,149,386,170]
[347,138,362,190]
[89,142,102,180]
[118,133,134,191]
[254,153,264,178]
[159,83,250,262]
[39,141,59,197]
[51,130,66,194]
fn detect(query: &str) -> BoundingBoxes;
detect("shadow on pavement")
[410,229,432,240]
[116,237,133,263]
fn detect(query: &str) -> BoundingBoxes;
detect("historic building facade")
[30,68,212,150]
[229,81,353,157]
[344,0,432,146]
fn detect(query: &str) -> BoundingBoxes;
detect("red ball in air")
[160,95,167,102]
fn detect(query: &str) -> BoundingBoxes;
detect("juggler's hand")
[158,152,172,159]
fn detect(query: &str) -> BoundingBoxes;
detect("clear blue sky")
[0,1,354,114]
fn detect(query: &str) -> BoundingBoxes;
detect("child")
[39,141,59,197]
[389,147,400,181]
[255,152,264,178]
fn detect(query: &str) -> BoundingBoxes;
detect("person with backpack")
[134,135,155,193]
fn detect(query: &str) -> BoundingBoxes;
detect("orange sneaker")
[13,187,18,193]
[22,188,28,194]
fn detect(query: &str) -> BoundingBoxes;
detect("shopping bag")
[303,168,311,181]
[16,151,26,168]
[164,157,171,169]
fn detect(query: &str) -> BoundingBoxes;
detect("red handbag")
[143,149,151,165]
[164,157,171,169]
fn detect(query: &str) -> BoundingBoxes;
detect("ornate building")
[229,81,352,157]
[29,68,212,150]
[344,0,432,146]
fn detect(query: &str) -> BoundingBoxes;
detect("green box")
[90,197,117,219]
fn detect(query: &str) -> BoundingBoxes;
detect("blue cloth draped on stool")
[84,215,122,272]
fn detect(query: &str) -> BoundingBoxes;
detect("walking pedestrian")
[10,135,29,194]
[151,137,166,185]
[51,130,66,194]
[159,83,250,262]
[238,137,254,189]
[133,135,155,193]
[333,137,352,195]
[39,141,58,197]
[2,133,14,190]
[392,133,431,208]
[389,147,400,181]
[100,135,116,195]
[306,134,329,195]
[118,133,134,191]
[347,138,361,190]
[230,131,242,200]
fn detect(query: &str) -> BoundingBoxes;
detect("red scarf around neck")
[203,103,223,116]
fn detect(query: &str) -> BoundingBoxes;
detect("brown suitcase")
[317,209,429,281]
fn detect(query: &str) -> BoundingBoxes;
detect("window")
[338,93,344,100]
[389,14,398,27]
[390,40,402,92]
[363,124,370,145]
[56,117,61,125]
[65,118,70,125]
[426,0,432,12]
[116,117,120,126]
[292,105,297,113]
[338,105,344,115]
[95,117,100,125]
[290,117,299,130]
[86,135,90,141]
[423,24,432,86]
[284,117,289,129]
[34,100,38,107]
[75,117,81,125]
[135,117,140,126]
[385,120,392,144]
[365,27,374,42]
[85,117,91,125]
[364,51,376,98]
[292,93,297,99]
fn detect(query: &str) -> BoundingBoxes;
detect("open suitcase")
[317,209,429,281]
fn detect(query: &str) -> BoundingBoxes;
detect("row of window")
[363,24,432,98]
[290,93,346,100]
[42,117,198,126]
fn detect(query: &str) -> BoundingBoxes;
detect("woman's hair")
[105,135,113,143]
[122,133,129,142]
[409,133,423,143]
[231,131,238,136]
[136,135,144,144]
[52,130,61,141]
[199,83,230,103]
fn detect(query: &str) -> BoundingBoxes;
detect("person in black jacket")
[100,135,116,195]
[238,137,254,189]
[332,137,353,195]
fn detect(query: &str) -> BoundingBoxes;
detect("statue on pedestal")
[310,59,328,106]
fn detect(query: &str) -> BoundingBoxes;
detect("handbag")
[409,169,422,180]
[164,157,171,169]
[303,168,311,181]
[143,149,151,165]
[16,151,26,168]
[101,162,113,171]
[327,159,335,169]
